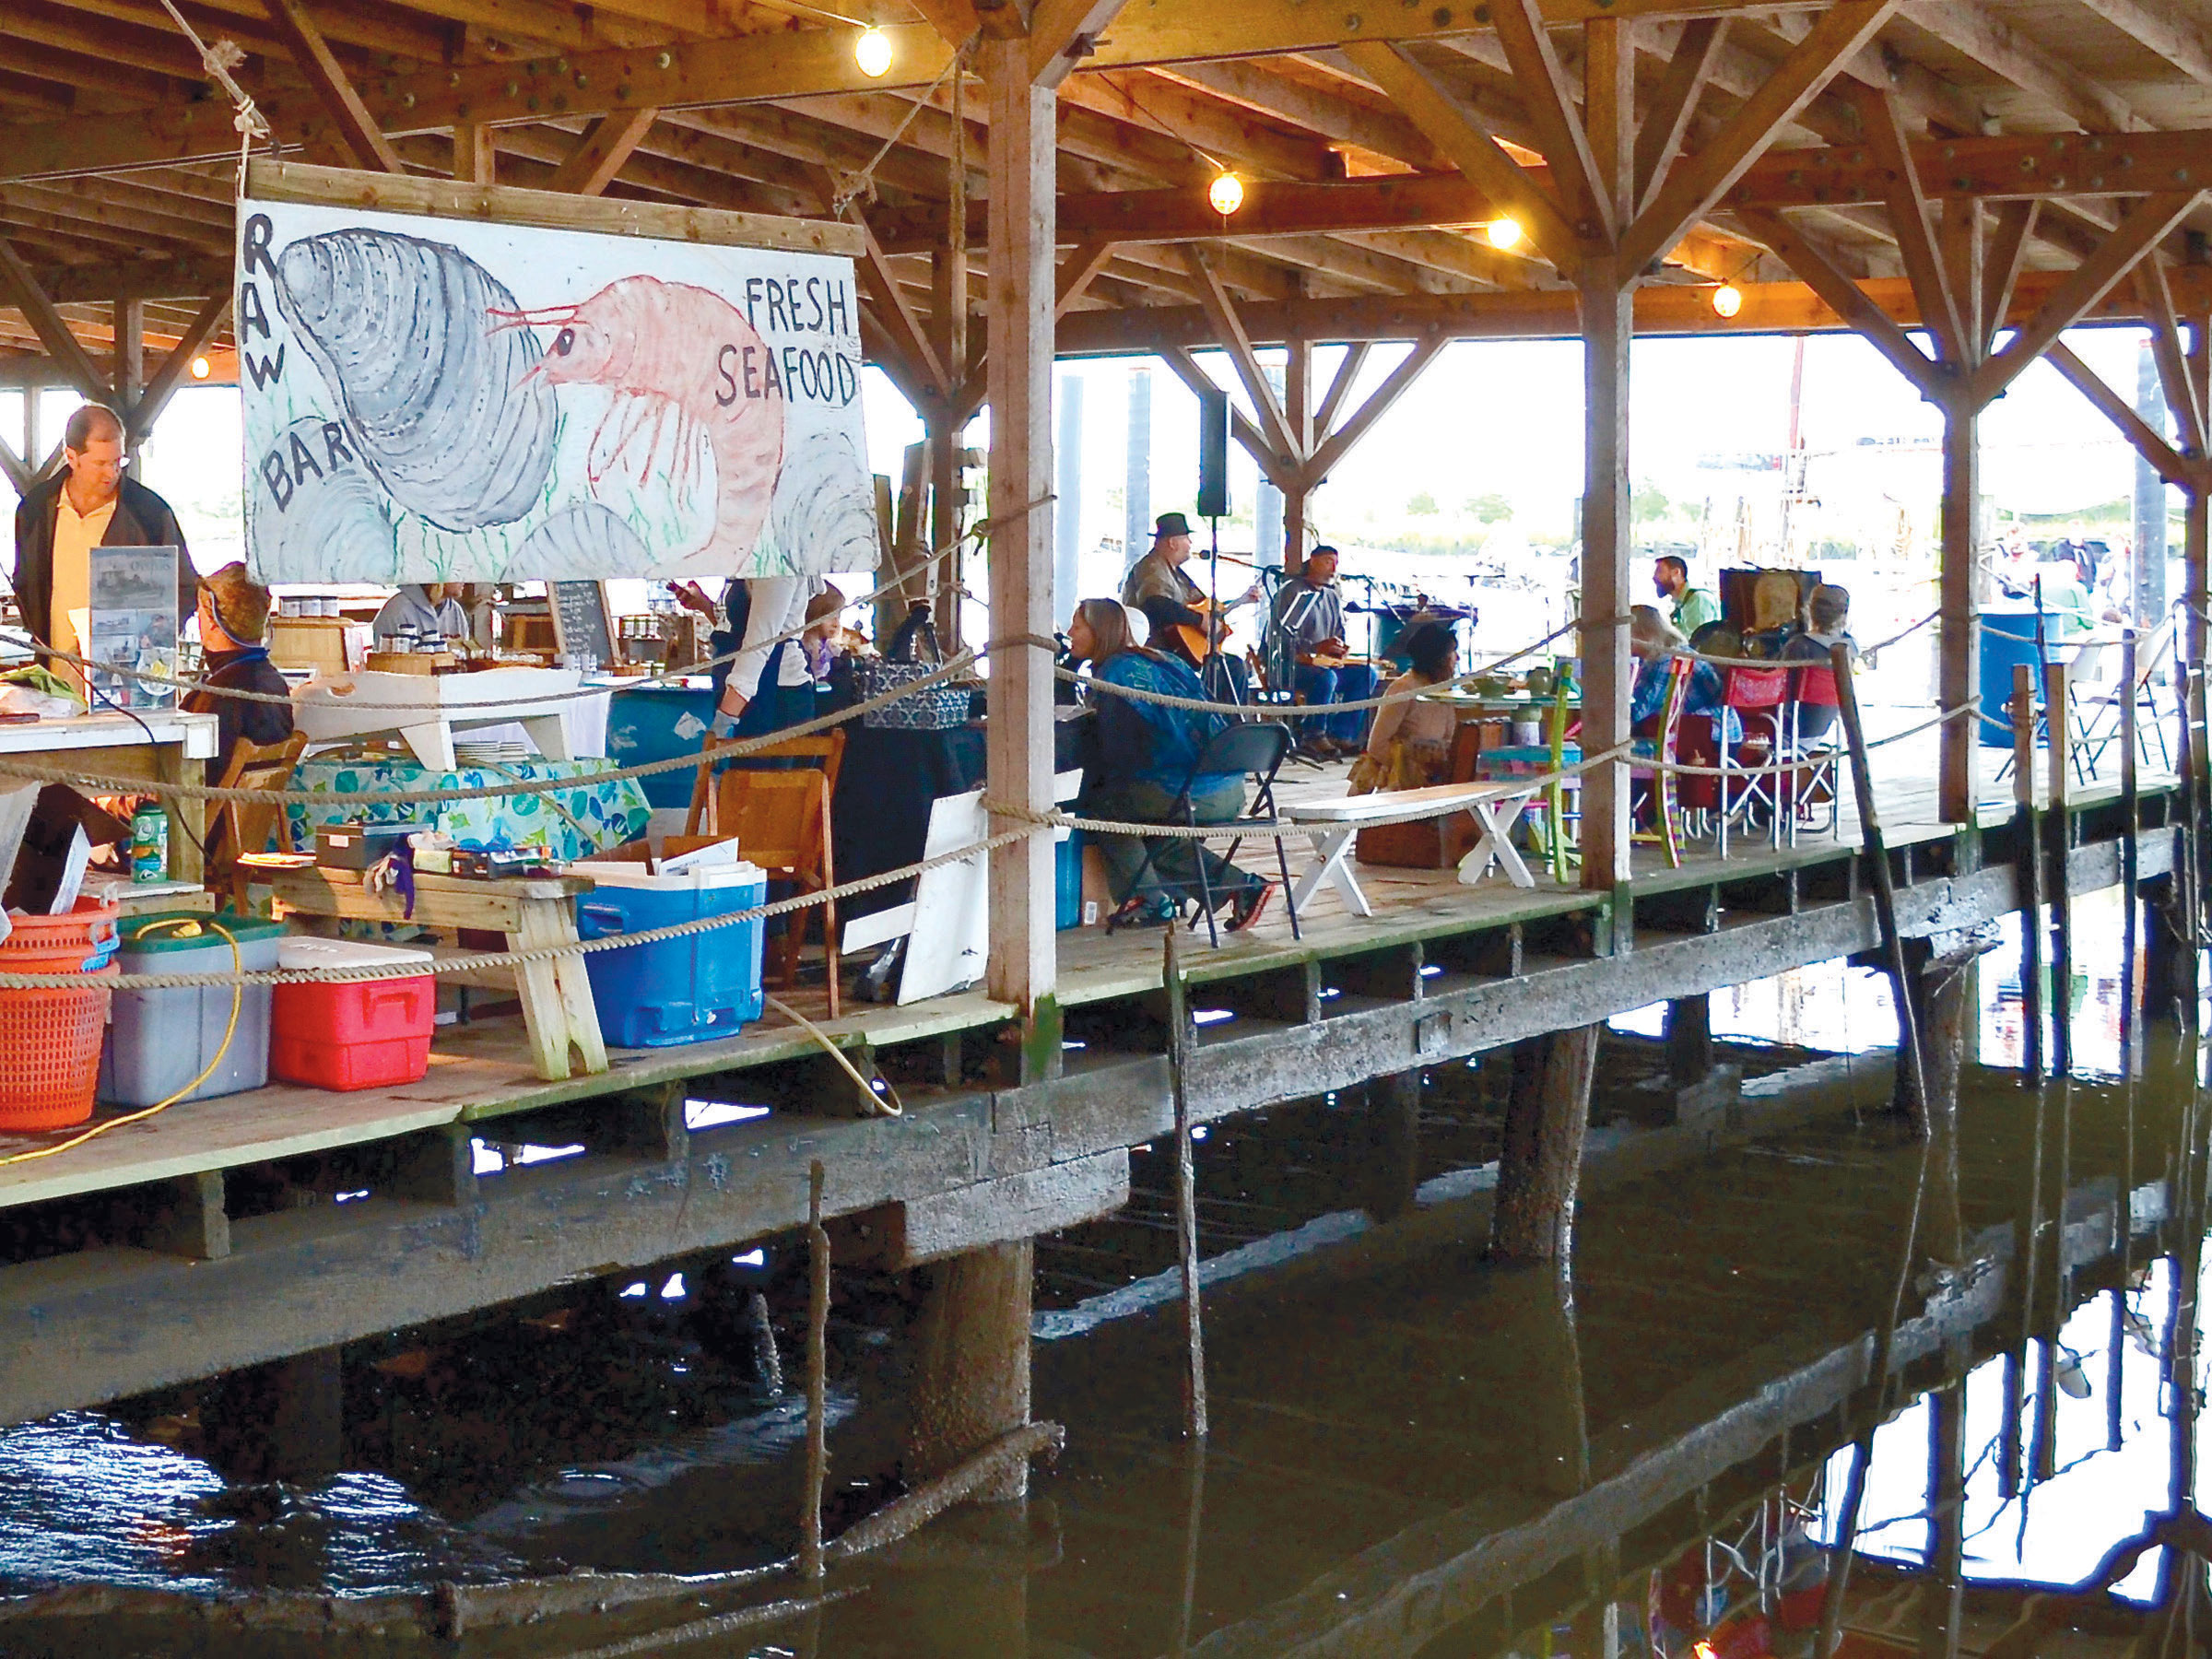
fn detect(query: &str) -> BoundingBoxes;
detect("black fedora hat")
[1152,512,1192,539]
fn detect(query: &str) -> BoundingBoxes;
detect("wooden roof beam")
[2071,0,2212,91]
[1900,2,2138,134]
[1621,0,1900,275]
[1304,335,1443,480]
[547,107,663,194]
[127,290,229,440]
[0,238,114,399]
[1737,206,1938,394]
[1971,190,2201,406]
[1634,18,1729,216]
[1851,87,1966,364]
[1182,245,1304,471]
[1159,59,1443,172]
[2046,341,2196,486]
[258,0,406,173]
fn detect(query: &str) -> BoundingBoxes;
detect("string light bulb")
[1208,171,1244,216]
[189,354,212,381]
[854,25,893,76]
[1711,282,1743,319]
[1485,217,1524,251]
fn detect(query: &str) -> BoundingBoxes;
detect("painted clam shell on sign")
[236,197,878,584]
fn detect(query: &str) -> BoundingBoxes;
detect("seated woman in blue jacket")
[1066,597,1274,933]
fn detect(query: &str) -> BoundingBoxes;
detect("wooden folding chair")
[689,731,846,1017]
[207,732,309,912]
[685,732,845,836]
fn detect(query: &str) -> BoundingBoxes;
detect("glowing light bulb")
[1485,217,1523,250]
[854,25,893,76]
[1711,282,1743,319]
[188,354,211,381]
[1208,171,1244,216]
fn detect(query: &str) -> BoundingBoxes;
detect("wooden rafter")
[2134,255,2207,455]
[2045,341,2197,488]
[1978,199,2039,362]
[547,109,661,196]
[1159,346,1289,490]
[1053,240,1119,316]
[856,223,949,397]
[1853,87,1966,366]
[1633,18,1729,217]
[127,291,230,438]
[1971,191,2203,407]
[1342,41,1583,272]
[257,0,405,175]
[1730,209,1938,394]
[2072,0,2212,90]
[1489,0,1608,236]
[1305,336,1445,481]
[0,237,109,400]
[1312,342,1372,438]
[1182,246,1301,473]
[1030,0,1128,88]
[1620,0,1900,275]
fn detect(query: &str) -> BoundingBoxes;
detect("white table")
[1282,779,1545,916]
[293,665,607,771]
[0,709,220,890]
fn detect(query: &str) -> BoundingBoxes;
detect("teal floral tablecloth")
[282,755,651,862]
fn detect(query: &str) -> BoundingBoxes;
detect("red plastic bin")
[270,938,435,1092]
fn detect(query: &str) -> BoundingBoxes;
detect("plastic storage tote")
[100,912,288,1107]
[573,859,766,1048]
[270,937,436,1091]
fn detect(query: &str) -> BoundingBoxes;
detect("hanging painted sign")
[236,167,877,586]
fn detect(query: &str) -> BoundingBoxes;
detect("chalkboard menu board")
[548,581,613,665]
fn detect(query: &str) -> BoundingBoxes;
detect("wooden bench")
[1282,779,1546,915]
[265,864,606,1082]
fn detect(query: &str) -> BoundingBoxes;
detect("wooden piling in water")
[802,1160,829,1582]
[2045,660,2074,1077]
[1491,1026,1599,1263]
[1163,927,1208,1441]
[1834,641,1931,1132]
[2012,665,2045,1078]
[2121,629,2141,1069]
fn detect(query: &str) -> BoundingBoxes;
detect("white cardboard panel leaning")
[236,195,877,585]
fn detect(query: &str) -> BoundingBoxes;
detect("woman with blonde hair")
[1066,597,1275,932]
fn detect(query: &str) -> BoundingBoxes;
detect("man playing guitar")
[1271,544,1378,758]
[1123,512,1259,697]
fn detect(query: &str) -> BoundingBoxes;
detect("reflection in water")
[0,911,2203,1658]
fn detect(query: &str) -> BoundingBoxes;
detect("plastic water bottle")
[130,804,169,884]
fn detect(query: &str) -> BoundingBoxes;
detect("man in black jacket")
[9,404,196,679]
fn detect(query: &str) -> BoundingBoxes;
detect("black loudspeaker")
[1194,385,1230,520]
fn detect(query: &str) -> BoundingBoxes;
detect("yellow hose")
[0,917,243,1167]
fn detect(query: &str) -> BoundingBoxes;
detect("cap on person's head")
[1153,512,1192,540]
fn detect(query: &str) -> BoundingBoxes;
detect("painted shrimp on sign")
[234,180,878,585]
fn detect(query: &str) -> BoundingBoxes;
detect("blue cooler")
[1056,829,1082,930]
[575,858,767,1047]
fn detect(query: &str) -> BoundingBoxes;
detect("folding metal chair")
[1715,665,1790,859]
[1785,663,1842,845]
[1629,657,1692,870]
[1124,719,1302,947]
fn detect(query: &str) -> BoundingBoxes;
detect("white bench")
[1282,778,1545,915]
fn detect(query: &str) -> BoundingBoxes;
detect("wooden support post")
[2122,628,2140,1069]
[802,1161,829,1581]
[202,1347,345,1484]
[1919,1381,1968,1659]
[1665,994,1712,1086]
[1283,331,1312,571]
[1906,940,1982,1264]
[129,1171,229,1260]
[2016,664,2047,1075]
[1491,1024,1599,1263]
[982,36,1059,1060]
[1476,1263,1589,1496]
[1164,927,1207,1439]
[2046,659,2073,1077]
[2147,875,2196,1024]
[1361,1068,1423,1223]
[1837,641,1932,1132]
[1579,263,1633,900]
[452,123,495,184]
[2186,480,2210,980]
[114,297,143,465]
[907,1240,1034,1502]
[1938,394,1980,830]
[1816,1433,1874,1659]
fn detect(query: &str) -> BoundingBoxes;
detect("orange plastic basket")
[0,899,121,975]
[0,964,118,1132]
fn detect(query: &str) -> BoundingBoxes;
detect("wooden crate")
[268,617,354,674]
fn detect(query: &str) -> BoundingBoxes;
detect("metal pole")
[802,1159,830,1581]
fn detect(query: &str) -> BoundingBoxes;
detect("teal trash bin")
[605,682,721,811]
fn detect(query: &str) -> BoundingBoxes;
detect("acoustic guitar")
[1167,594,1259,665]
